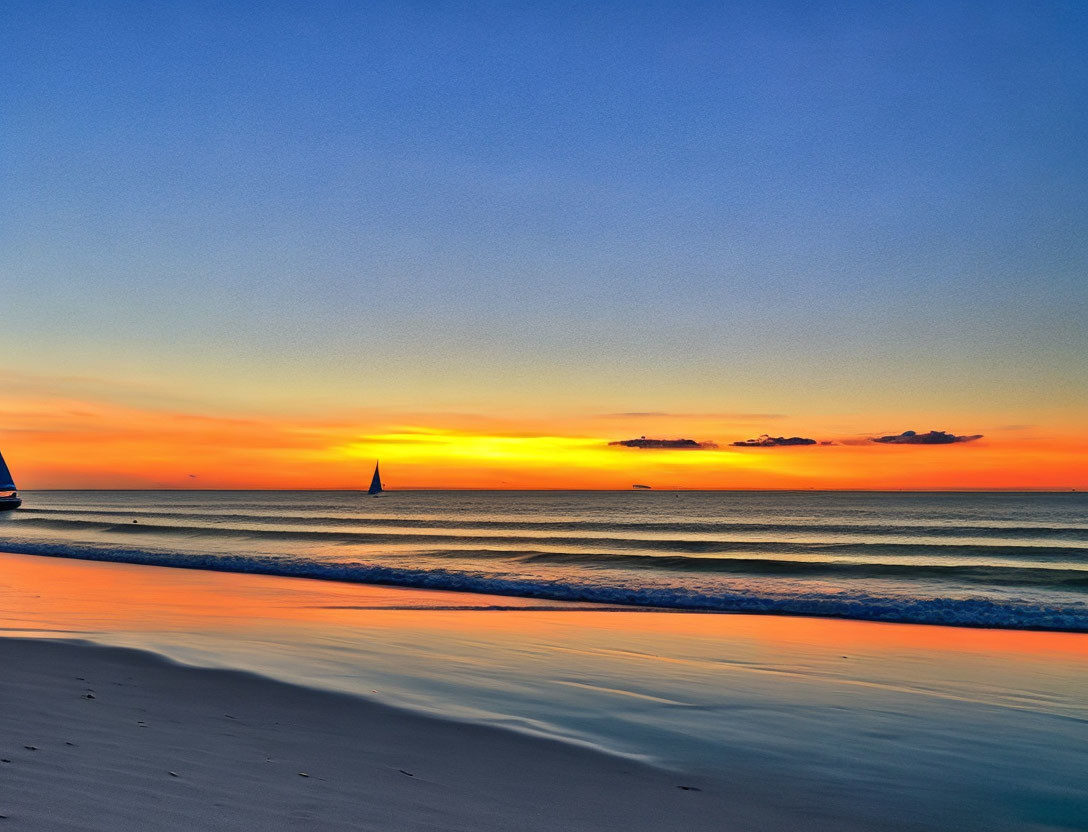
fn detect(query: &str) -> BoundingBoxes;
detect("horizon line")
[17,487,1083,494]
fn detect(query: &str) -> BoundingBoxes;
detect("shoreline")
[0,637,758,832]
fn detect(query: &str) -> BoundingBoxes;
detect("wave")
[414,549,1088,589]
[16,507,1088,541]
[0,540,1085,631]
[9,517,1088,562]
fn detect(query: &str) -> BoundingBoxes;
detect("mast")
[368,461,383,495]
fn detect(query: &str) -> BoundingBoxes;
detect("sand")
[0,637,792,832]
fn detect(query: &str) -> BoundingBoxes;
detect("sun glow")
[338,428,603,465]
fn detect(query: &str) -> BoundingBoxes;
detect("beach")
[2,550,1086,830]
[0,638,732,832]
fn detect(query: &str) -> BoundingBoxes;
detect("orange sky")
[2,372,1083,490]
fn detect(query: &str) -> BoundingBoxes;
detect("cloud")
[731,435,817,447]
[609,437,718,450]
[871,430,982,445]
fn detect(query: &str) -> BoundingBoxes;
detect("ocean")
[2,489,1086,631]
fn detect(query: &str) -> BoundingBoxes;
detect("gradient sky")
[2,1,1086,489]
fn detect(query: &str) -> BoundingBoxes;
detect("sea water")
[1,489,1086,629]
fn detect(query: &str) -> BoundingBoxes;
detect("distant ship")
[632,484,652,490]
[368,461,384,496]
[0,448,21,510]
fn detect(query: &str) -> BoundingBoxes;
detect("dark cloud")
[871,430,982,445]
[731,435,817,447]
[609,436,718,450]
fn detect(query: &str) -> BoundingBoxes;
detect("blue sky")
[2,1,1085,424]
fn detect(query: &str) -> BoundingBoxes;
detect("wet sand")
[0,637,757,832]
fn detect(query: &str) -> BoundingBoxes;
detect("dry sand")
[0,637,785,832]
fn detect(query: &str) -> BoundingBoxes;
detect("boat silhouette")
[368,461,384,496]
[0,448,21,510]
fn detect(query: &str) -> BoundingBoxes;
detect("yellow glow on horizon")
[335,428,759,469]
[0,376,1085,490]
[339,428,603,464]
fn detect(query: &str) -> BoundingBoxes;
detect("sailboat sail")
[0,449,15,491]
[368,461,383,495]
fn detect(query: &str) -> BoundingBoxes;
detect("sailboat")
[368,461,384,496]
[0,448,22,510]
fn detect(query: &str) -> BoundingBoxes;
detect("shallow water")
[2,490,1087,629]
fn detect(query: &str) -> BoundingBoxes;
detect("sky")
[1,1,1086,489]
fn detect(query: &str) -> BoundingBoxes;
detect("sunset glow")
[2,372,1083,490]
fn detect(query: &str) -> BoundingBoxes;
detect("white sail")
[0,449,15,491]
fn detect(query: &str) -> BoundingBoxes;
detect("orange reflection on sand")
[0,552,589,634]
[2,552,1084,662]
